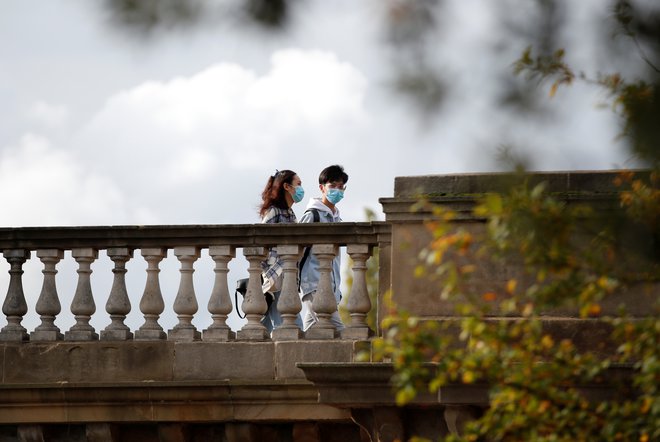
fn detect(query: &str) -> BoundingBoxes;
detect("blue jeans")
[301,292,345,332]
[261,291,304,333]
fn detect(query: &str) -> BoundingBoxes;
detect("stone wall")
[378,170,655,351]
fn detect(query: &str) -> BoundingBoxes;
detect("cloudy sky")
[0,0,637,332]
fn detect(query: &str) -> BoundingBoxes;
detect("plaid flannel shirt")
[261,206,297,294]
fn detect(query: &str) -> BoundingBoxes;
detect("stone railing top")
[0,222,391,250]
[380,170,643,220]
[391,170,638,198]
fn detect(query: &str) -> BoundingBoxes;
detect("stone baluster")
[272,244,303,341]
[101,248,133,341]
[341,244,374,339]
[305,244,339,339]
[65,248,99,341]
[0,249,30,342]
[236,247,268,341]
[31,249,64,341]
[135,248,167,340]
[203,245,235,341]
[168,246,201,341]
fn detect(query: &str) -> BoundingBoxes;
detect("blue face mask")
[292,186,305,203]
[326,188,344,205]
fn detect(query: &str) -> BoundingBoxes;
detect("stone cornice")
[0,222,392,250]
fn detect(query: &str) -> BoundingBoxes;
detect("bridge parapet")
[0,223,389,439]
[0,222,390,344]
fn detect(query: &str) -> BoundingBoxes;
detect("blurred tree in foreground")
[372,1,660,440]
[374,171,659,440]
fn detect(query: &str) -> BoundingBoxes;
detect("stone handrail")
[0,222,390,343]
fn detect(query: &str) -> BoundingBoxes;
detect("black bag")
[234,278,249,319]
[234,276,272,319]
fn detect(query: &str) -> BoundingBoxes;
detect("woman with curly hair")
[258,169,305,333]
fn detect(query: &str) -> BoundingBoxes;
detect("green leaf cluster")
[374,174,659,441]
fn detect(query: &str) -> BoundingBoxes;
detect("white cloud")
[0,133,155,226]
[26,101,70,128]
[73,49,372,224]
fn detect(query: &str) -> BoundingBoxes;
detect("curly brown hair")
[259,169,297,217]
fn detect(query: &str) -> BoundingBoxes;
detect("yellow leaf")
[549,82,559,98]
[541,335,554,349]
[538,400,550,413]
[588,303,602,317]
[506,279,517,294]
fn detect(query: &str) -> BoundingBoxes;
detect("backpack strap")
[298,209,320,291]
[234,278,248,319]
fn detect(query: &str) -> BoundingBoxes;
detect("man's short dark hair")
[319,165,349,185]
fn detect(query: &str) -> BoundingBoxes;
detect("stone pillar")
[272,244,303,341]
[135,248,167,340]
[168,246,201,341]
[351,407,404,442]
[203,245,235,341]
[236,246,268,341]
[444,405,479,437]
[0,249,30,342]
[101,248,134,341]
[305,244,339,339]
[158,423,189,442]
[86,423,119,442]
[292,423,320,442]
[341,244,374,340]
[65,248,99,341]
[17,424,44,442]
[31,249,64,341]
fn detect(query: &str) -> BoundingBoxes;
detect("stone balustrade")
[0,223,390,344]
[0,172,646,441]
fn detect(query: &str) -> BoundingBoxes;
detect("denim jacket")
[298,198,342,304]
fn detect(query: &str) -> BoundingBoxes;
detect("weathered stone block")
[167,328,201,342]
[0,330,29,342]
[1,342,174,383]
[272,327,304,341]
[30,330,63,342]
[340,327,371,340]
[236,328,270,341]
[304,328,337,340]
[173,342,274,380]
[134,329,167,340]
[202,328,235,342]
[64,330,99,341]
[100,329,133,341]
[275,341,355,379]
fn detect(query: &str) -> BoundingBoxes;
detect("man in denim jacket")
[298,165,348,332]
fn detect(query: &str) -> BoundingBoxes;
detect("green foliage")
[375,174,660,441]
[394,5,660,430]
[513,1,660,169]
